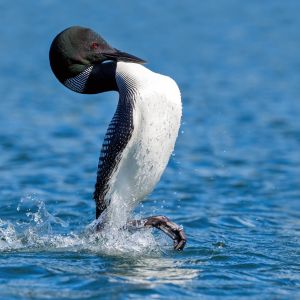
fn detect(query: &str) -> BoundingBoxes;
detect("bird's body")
[104,62,181,221]
[49,26,186,250]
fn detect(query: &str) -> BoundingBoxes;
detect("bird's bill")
[102,48,146,64]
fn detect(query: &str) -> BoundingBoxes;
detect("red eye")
[91,42,99,49]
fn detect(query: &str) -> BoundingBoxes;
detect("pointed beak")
[102,48,146,64]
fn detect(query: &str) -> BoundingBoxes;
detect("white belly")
[105,62,182,220]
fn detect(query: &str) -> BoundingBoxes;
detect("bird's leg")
[127,215,187,251]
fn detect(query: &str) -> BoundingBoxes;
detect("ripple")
[1,0,300,299]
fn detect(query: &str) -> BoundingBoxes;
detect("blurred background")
[0,1,299,299]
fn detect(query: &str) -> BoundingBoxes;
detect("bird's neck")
[64,62,118,94]
[84,62,118,94]
[64,61,150,95]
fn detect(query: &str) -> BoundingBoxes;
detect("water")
[1,0,300,299]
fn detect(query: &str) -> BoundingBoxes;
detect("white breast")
[105,62,182,221]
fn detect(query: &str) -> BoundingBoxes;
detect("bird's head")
[49,26,145,93]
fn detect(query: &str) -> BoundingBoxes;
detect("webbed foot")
[128,215,187,251]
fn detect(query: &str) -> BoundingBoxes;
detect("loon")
[49,26,186,250]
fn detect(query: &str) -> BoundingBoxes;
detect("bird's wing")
[93,96,134,219]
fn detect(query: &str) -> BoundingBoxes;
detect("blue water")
[1,0,300,299]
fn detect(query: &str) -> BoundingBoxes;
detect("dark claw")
[128,215,187,251]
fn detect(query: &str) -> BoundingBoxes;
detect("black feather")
[93,95,134,219]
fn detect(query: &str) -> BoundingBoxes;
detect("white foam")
[0,196,162,257]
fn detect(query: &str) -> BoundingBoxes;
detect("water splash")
[0,195,161,257]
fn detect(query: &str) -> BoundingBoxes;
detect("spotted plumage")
[94,93,135,218]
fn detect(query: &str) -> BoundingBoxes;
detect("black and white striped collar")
[64,66,93,93]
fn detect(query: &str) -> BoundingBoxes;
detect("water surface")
[0,1,300,299]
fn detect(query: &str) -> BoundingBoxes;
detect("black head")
[49,26,145,91]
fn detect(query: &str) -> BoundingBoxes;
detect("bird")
[49,26,186,250]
